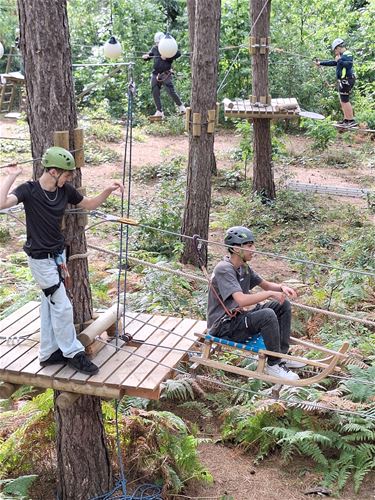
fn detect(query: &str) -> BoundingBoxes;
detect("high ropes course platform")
[0,301,206,404]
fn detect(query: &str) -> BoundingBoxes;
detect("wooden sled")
[190,331,349,387]
[333,124,375,134]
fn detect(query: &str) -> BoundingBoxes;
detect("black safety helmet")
[224,226,255,252]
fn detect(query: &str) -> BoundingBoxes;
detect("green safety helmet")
[42,146,75,170]
[224,226,255,248]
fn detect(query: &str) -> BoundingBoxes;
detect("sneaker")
[336,119,346,126]
[281,358,306,369]
[153,110,164,118]
[265,363,300,381]
[343,120,357,128]
[65,352,99,375]
[40,349,65,366]
[178,104,186,114]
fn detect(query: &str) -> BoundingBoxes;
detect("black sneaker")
[66,352,99,375]
[40,349,66,366]
[344,120,357,128]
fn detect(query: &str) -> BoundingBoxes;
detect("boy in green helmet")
[0,147,124,375]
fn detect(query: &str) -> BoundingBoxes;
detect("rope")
[68,252,89,261]
[86,243,375,328]
[0,148,84,170]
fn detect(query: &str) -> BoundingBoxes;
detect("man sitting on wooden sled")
[207,226,305,382]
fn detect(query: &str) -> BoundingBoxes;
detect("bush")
[303,118,338,150]
[133,156,185,182]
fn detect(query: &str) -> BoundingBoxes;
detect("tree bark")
[250,0,275,199]
[17,1,112,498]
[181,0,221,266]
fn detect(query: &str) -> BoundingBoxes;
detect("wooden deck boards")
[224,97,301,119]
[0,302,202,400]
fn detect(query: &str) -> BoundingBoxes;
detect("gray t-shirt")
[207,256,263,328]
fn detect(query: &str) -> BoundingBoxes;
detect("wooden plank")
[0,338,38,370]
[0,301,39,333]
[0,317,40,365]
[105,316,182,388]
[87,314,169,386]
[5,343,39,373]
[140,319,207,391]
[121,317,192,388]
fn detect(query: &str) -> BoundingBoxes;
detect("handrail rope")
[85,243,375,328]
[0,148,84,170]
[94,337,375,421]
[1,205,374,286]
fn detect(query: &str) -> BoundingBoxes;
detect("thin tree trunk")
[17,1,112,498]
[182,0,221,266]
[250,0,275,199]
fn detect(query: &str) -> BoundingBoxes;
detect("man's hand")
[4,163,22,176]
[269,291,286,304]
[107,181,124,194]
[142,54,150,60]
[280,285,297,299]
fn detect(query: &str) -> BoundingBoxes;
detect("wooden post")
[55,392,81,409]
[192,112,201,137]
[207,109,216,133]
[53,130,69,150]
[216,102,220,125]
[0,382,21,399]
[73,128,84,168]
[250,0,275,199]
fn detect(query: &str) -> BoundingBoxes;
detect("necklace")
[38,181,59,202]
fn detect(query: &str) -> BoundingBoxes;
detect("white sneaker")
[154,110,164,118]
[265,363,300,381]
[178,104,186,114]
[282,358,306,369]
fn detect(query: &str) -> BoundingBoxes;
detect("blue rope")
[90,480,162,499]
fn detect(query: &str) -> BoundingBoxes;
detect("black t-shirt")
[147,46,181,75]
[12,180,83,256]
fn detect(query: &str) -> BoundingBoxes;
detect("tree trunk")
[250,0,275,199]
[181,0,221,266]
[17,1,112,498]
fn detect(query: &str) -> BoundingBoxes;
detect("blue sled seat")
[205,332,266,353]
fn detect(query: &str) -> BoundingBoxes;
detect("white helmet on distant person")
[154,32,165,44]
[331,38,345,51]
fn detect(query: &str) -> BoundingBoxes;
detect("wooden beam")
[78,303,124,347]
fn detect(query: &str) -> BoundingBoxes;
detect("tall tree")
[250,0,275,199]
[17,1,112,498]
[181,0,221,265]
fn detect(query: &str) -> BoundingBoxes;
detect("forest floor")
[0,116,374,499]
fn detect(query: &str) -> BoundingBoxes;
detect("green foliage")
[127,261,205,317]
[0,226,11,244]
[85,140,120,165]
[133,156,184,182]
[0,391,54,479]
[131,177,185,257]
[86,121,123,142]
[160,378,195,401]
[216,189,322,234]
[339,365,375,402]
[0,475,38,499]
[142,115,186,136]
[122,410,212,495]
[304,118,338,151]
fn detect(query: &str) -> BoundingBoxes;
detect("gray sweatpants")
[28,254,84,362]
[151,73,182,112]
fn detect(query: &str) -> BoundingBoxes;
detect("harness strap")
[192,234,240,319]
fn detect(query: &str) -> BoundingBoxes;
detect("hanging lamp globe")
[158,33,178,59]
[0,42,4,60]
[103,36,122,59]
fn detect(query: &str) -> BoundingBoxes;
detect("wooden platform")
[224,97,300,119]
[0,302,206,400]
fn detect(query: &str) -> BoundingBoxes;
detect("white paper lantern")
[158,34,178,59]
[103,36,122,60]
[0,42,4,60]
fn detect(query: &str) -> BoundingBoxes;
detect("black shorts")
[338,78,355,103]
